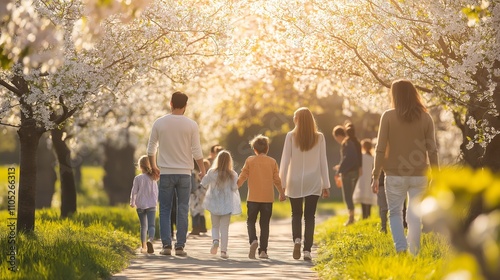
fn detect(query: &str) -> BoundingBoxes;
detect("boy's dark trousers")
[247,202,273,253]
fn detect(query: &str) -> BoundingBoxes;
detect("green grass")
[0,208,136,280]
[314,214,454,280]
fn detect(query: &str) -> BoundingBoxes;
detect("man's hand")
[152,167,160,181]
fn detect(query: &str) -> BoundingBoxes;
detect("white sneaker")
[249,240,258,259]
[303,251,311,261]
[259,251,269,259]
[140,248,148,254]
[221,251,229,259]
[210,240,219,255]
[293,238,301,260]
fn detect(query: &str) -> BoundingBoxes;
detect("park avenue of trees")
[0,1,498,255]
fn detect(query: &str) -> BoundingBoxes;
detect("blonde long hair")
[292,107,319,151]
[213,150,234,189]
[138,155,154,179]
[390,79,427,122]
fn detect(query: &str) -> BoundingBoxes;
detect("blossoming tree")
[0,0,235,232]
[260,0,499,169]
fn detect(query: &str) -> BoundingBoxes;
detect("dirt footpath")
[111,217,320,280]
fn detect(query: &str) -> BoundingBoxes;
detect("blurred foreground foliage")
[422,167,500,280]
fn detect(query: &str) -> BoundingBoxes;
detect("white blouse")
[130,173,158,209]
[279,132,331,198]
[201,169,242,216]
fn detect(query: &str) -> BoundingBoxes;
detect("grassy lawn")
[313,214,457,280]
[0,164,459,279]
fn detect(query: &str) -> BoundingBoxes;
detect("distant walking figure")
[371,79,439,255]
[201,150,242,259]
[353,139,377,219]
[147,91,206,257]
[237,134,286,259]
[130,155,158,254]
[279,107,330,261]
[333,123,362,226]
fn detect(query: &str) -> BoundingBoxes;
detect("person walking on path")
[189,159,210,236]
[237,134,286,259]
[333,123,362,226]
[129,155,158,254]
[353,139,377,219]
[201,150,242,259]
[279,107,330,261]
[371,79,439,255]
[147,91,206,257]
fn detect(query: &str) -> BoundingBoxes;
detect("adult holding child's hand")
[279,107,331,261]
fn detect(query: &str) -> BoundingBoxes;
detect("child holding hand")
[201,150,242,259]
[130,155,159,254]
[238,135,286,259]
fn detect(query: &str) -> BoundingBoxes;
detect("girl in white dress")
[353,139,377,219]
[201,150,242,259]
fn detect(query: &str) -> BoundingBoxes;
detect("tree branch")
[0,79,22,95]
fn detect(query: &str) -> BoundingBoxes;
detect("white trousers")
[211,213,231,252]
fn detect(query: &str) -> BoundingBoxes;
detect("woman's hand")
[321,188,330,198]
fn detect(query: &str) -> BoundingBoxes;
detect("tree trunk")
[51,128,77,217]
[103,143,136,205]
[35,133,57,208]
[17,119,43,233]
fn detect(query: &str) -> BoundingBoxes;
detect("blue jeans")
[385,176,427,255]
[136,207,156,243]
[158,174,192,249]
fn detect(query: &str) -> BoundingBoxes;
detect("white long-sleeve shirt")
[279,132,331,198]
[130,173,158,209]
[147,114,204,175]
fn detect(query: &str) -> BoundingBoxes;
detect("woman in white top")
[201,150,242,259]
[130,155,159,254]
[279,107,330,261]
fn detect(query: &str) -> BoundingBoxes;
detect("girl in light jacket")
[279,107,330,261]
[201,150,242,259]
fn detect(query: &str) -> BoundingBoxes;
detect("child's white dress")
[201,169,242,215]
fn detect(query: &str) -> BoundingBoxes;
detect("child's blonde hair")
[137,155,154,179]
[213,150,234,189]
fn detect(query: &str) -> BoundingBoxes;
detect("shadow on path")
[111,218,324,279]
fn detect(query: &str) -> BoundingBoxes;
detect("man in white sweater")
[147,91,206,257]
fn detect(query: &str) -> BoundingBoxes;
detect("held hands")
[152,166,160,181]
[279,193,286,202]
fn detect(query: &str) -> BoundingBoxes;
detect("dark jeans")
[341,170,359,211]
[361,204,371,219]
[289,195,319,252]
[247,202,273,253]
